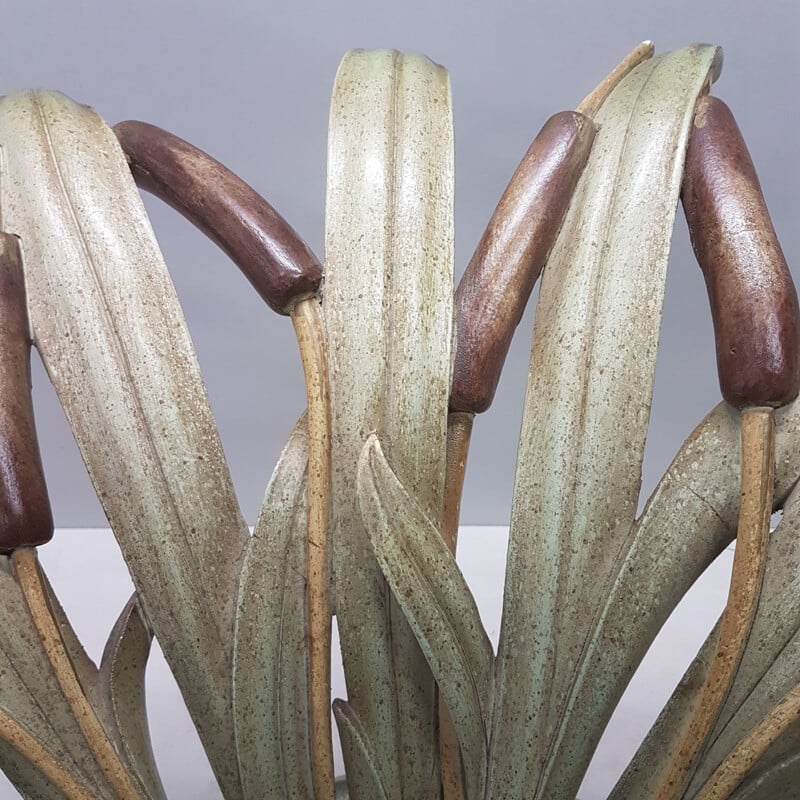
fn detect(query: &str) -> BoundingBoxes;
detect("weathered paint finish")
[0,90,248,800]
[324,50,453,800]
[488,45,722,800]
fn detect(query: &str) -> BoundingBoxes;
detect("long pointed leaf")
[357,434,493,800]
[232,419,314,800]
[489,45,722,800]
[98,598,165,800]
[324,49,453,800]
[333,701,390,800]
[0,90,248,799]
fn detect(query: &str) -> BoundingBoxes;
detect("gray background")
[4,0,799,528]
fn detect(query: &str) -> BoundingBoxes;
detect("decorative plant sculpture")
[0,39,797,800]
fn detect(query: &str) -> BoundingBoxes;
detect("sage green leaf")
[488,45,723,800]
[0,90,248,799]
[608,401,800,799]
[0,560,116,799]
[97,598,165,800]
[682,484,800,796]
[232,419,314,800]
[357,434,493,800]
[332,700,390,800]
[324,49,453,800]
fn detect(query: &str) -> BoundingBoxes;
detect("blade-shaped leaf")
[0,560,116,799]
[357,434,493,800]
[324,49,454,800]
[611,473,800,798]
[489,45,723,800]
[97,597,165,800]
[232,418,314,800]
[332,701,390,800]
[0,90,249,799]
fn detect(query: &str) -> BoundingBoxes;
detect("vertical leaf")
[489,45,722,800]
[324,49,453,800]
[232,419,315,800]
[357,435,493,800]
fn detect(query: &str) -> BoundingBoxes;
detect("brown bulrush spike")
[113,126,335,799]
[655,95,800,800]
[682,96,800,410]
[113,120,322,315]
[441,41,654,800]
[0,234,53,554]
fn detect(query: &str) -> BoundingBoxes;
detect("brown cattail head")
[682,96,800,409]
[113,120,322,315]
[450,110,596,414]
[0,234,53,553]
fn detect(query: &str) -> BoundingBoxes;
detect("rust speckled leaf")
[0,90,249,800]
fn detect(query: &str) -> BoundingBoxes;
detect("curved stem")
[291,296,334,800]
[655,408,774,799]
[0,707,102,800]
[439,412,474,800]
[696,681,800,800]
[12,548,142,800]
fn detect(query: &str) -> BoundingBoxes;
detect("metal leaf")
[232,418,314,800]
[332,700,390,800]
[97,597,165,800]
[0,90,249,799]
[0,560,115,798]
[324,49,454,800]
[488,45,722,800]
[357,434,493,800]
[611,471,800,798]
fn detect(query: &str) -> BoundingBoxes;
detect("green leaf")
[0,560,116,798]
[357,434,493,800]
[332,701,390,800]
[488,44,723,800]
[324,49,454,800]
[97,598,166,800]
[232,419,314,800]
[612,457,800,799]
[0,90,249,799]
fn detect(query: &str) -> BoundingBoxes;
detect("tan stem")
[576,41,655,118]
[695,681,800,800]
[291,296,334,800]
[0,707,102,800]
[655,407,775,800]
[439,412,474,800]
[12,548,141,800]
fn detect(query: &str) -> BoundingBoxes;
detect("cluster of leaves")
[0,44,797,800]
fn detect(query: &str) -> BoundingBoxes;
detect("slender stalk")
[291,296,334,800]
[12,547,141,800]
[656,407,774,799]
[695,679,800,800]
[0,707,102,800]
[576,41,654,117]
[438,412,475,800]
